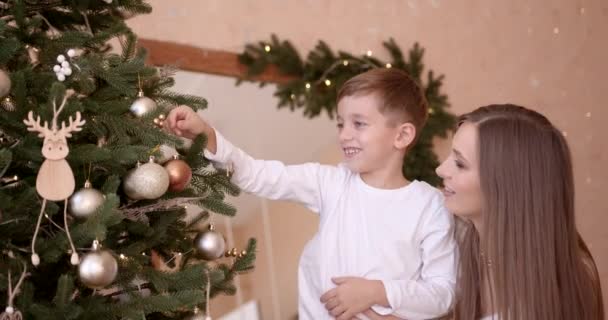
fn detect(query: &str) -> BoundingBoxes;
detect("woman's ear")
[395,122,416,150]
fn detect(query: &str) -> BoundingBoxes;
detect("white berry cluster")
[53,49,77,82]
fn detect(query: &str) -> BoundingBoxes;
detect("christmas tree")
[0,1,255,319]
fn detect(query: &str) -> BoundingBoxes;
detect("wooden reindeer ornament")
[23,90,85,266]
[0,260,27,320]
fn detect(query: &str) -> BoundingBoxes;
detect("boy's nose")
[435,162,447,179]
[338,128,353,142]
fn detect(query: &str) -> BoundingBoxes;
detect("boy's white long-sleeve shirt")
[204,130,457,319]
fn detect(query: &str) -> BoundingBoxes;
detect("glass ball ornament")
[164,156,192,192]
[69,180,105,218]
[130,90,157,117]
[78,241,118,289]
[194,224,226,261]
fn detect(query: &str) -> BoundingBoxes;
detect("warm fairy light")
[385,63,392,68]
[305,83,311,90]
[264,45,271,52]
[325,79,331,86]
[343,60,349,66]
[366,50,373,57]
[119,254,126,260]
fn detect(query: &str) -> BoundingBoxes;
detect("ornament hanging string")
[205,269,211,318]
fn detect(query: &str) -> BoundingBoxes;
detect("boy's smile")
[337,94,411,188]
[342,147,362,158]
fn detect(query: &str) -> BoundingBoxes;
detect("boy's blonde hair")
[337,68,428,140]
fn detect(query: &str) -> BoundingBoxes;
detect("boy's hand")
[165,105,208,140]
[165,105,217,153]
[320,277,386,320]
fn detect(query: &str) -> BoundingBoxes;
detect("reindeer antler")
[59,112,86,138]
[23,111,50,138]
[51,89,75,131]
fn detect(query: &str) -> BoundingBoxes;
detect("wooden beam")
[137,38,296,84]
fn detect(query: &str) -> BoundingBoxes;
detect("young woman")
[363,104,604,320]
[436,104,604,320]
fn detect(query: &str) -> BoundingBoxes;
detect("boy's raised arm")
[166,105,340,214]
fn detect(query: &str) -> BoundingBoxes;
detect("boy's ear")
[395,123,416,150]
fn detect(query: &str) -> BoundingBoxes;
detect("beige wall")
[129,1,608,318]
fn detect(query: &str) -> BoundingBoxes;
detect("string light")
[305,83,311,90]
[290,94,296,100]
[119,254,126,260]
[264,45,271,52]
[366,50,373,57]
[343,60,349,66]
[324,79,331,86]
[385,63,392,68]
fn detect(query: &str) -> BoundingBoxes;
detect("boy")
[166,68,456,319]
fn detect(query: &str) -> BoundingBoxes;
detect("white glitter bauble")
[123,157,169,199]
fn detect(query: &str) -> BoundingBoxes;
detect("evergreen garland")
[239,35,456,185]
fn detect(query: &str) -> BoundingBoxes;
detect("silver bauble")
[129,91,157,117]
[78,248,118,289]
[69,180,105,218]
[123,157,169,200]
[158,144,178,163]
[0,69,10,98]
[194,225,226,261]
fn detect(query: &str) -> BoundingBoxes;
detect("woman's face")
[436,122,483,222]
